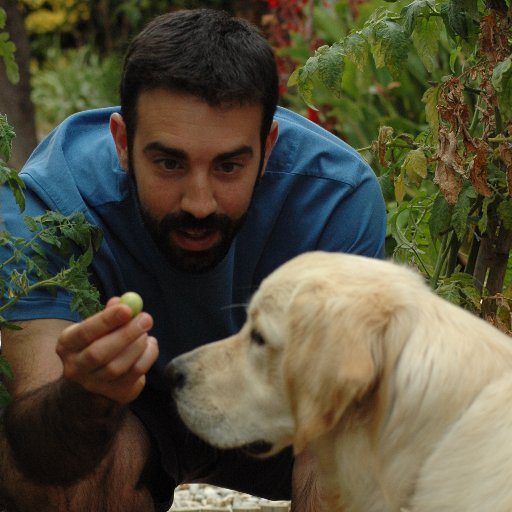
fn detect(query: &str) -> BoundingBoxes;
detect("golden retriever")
[167,251,512,511]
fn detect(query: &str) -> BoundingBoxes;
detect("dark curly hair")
[120,8,279,154]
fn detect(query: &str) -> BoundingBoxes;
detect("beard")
[139,207,247,273]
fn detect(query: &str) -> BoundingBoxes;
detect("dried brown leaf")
[469,140,492,197]
[434,128,464,204]
[435,160,463,204]
[377,126,394,167]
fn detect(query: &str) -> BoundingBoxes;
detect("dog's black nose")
[165,361,186,391]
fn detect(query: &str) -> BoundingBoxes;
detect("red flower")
[307,107,320,124]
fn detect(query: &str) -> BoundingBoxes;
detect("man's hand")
[56,297,159,404]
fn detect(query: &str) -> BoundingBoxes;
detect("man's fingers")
[88,338,159,403]
[132,336,159,375]
[105,296,121,308]
[58,304,134,354]
[93,333,156,381]
[65,312,153,372]
[55,297,158,404]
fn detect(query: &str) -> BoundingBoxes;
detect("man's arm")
[1,300,158,485]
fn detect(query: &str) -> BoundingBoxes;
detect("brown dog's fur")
[169,251,512,511]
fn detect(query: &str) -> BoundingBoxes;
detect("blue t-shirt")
[0,106,386,391]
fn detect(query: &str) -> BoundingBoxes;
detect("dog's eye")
[250,328,266,346]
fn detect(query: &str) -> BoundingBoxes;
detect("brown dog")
[168,251,512,511]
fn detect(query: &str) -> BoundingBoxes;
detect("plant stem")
[0,231,43,271]
[488,135,512,143]
[469,96,481,136]
[0,278,61,314]
[431,231,452,289]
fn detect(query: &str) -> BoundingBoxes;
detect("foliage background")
[267,0,512,333]
[1,0,512,342]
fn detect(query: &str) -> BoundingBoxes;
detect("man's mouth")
[172,228,221,252]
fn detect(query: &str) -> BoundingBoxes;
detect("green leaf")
[343,32,369,71]
[461,0,479,21]
[317,42,345,96]
[497,198,512,231]
[440,0,469,40]
[402,148,428,186]
[0,113,15,162]
[452,186,476,241]
[492,56,512,92]
[0,35,19,84]
[0,317,21,331]
[436,272,481,311]
[412,16,442,73]
[378,173,396,203]
[23,216,38,232]
[491,57,512,120]
[371,21,410,78]
[76,242,94,267]
[0,8,6,30]
[395,169,406,203]
[38,230,61,248]
[9,269,29,295]
[478,196,492,234]
[401,0,435,36]
[422,85,440,138]
[429,193,453,239]
[294,55,320,109]
[0,162,25,212]
[287,67,301,88]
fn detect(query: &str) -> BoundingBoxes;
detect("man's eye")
[218,162,241,174]
[156,158,181,171]
[250,329,265,346]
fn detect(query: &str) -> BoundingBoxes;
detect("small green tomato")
[119,291,144,317]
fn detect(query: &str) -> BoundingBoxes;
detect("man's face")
[111,89,278,273]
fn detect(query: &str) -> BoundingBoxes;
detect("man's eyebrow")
[143,142,187,160]
[142,142,254,161]
[215,145,254,161]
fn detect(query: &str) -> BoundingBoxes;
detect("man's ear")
[260,121,279,178]
[110,113,129,171]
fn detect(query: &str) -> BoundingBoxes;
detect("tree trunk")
[0,0,37,170]
[473,201,512,318]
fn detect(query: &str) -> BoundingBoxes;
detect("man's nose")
[180,173,218,219]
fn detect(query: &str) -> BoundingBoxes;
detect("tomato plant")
[270,0,512,331]
[0,10,102,407]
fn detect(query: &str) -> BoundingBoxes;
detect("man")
[0,8,386,512]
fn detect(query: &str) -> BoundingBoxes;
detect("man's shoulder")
[269,106,374,187]
[20,107,126,214]
[38,107,119,167]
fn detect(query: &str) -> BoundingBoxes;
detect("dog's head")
[167,251,420,456]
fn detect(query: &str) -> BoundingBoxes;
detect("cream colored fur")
[170,251,512,511]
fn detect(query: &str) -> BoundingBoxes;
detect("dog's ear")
[284,279,389,454]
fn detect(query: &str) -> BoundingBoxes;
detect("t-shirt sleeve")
[267,107,387,260]
[315,165,387,258]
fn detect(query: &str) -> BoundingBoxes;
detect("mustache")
[158,212,232,232]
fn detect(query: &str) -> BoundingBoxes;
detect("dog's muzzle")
[165,360,186,394]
